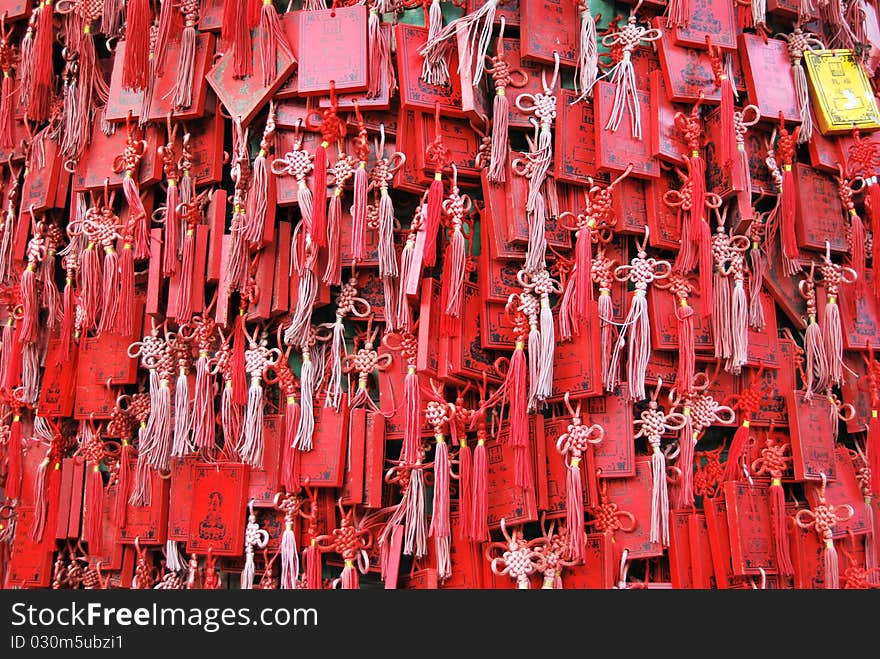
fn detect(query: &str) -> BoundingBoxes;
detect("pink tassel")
[614,289,650,402]
[378,188,397,279]
[19,264,38,345]
[259,0,294,87]
[565,456,586,562]
[396,236,415,332]
[713,270,732,360]
[98,245,120,335]
[294,353,315,451]
[173,3,198,110]
[163,182,179,277]
[323,190,342,286]
[677,418,696,508]
[443,226,465,318]
[31,456,51,541]
[471,435,489,541]
[403,367,421,465]
[676,298,695,402]
[240,376,265,468]
[192,352,215,451]
[280,520,299,589]
[457,438,472,541]
[730,279,749,373]
[825,539,840,589]
[429,437,451,580]
[340,560,359,590]
[748,242,766,330]
[304,542,323,589]
[176,228,195,324]
[574,2,598,99]
[823,294,844,387]
[146,378,173,473]
[650,440,670,546]
[79,242,102,331]
[404,466,428,558]
[171,367,192,458]
[367,7,395,99]
[699,218,713,316]
[598,288,615,389]
[508,343,532,491]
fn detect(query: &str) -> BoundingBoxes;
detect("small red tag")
[807,446,873,539]
[589,385,636,478]
[416,278,443,378]
[541,412,597,518]
[205,28,296,126]
[604,456,664,562]
[563,532,615,588]
[117,457,170,546]
[479,170,527,261]
[835,270,880,350]
[480,301,516,351]
[167,456,196,542]
[550,303,603,400]
[519,0,579,67]
[649,285,713,353]
[444,282,503,385]
[654,18,722,103]
[146,32,215,121]
[688,512,715,588]
[414,111,481,182]
[395,23,464,117]
[785,390,838,482]
[362,412,386,509]
[20,136,62,214]
[105,43,145,123]
[723,480,778,576]
[669,509,695,588]
[674,0,737,50]
[38,338,78,417]
[745,289,782,369]
[479,249,521,303]
[650,69,688,166]
[393,108,429,195]
[146,228,164,318]
[0,1,31,22]
[4,507,54,588]
[808,129,842,174]
[55,458,74,541]
[593,81,660,179]
[554,89,601,185]
[382,524,405,590]
[705,105,776,199]
[94,481,124,571]
[187,462,250,555]
[762,252,807,331]
[271,220,292,316]
[501,37,545,130]
[298,399,350,488]
[612,177,649,236]
[247,415,283,507]
[187,111,226,187]
[738,33,800,124]
[341,408,367,506]
[467,0,520,27]
[297,6,368,96]
[199,0,223,31]
[74,123,162,192]
[644,173,684,250]
[644,350,679,388]
[794,164,848,254]
[486,423,539,529]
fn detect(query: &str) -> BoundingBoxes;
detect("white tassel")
[294,353,315,451]
[280,522,299,589]
[240,377,265,468]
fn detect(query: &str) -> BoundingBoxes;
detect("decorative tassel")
[245,105,276,246]
[536,291,555,404]
[403,365,421,464]
[378,186,397,279]
[748,239,766,330]
[79,241,102,332]
[221,380,243,459]
[304,540,323,589]
[0,23,15,151]
[565,456,586,562]
[122,0,152,91]
[485,19,512,183]
[603,14,653,140]
[457,436,472,541]
[678,415,697,508]
[404,464,428,558]
[351,102,369,262]
[731,279,749,373]
[231,311,248,406]
[675,292,695,396]
[153,0,180,78]
[19,263,38,345]
[163,181,179,277]
[471,432,489,541]
[281,396,300,490]
[574,2,598,100]
[280,519,299,589]
[770,478,794,577]
[713,264,732,360]
[259,0,295,87]
[849,209,867,294]
[28,0,54,122]
[820,246,854,388]
[176,225,196,325]
[173,0,200,110]
[508,340,532,492]
[666,0,688,27]
[323,188,343,286]
[650,439,669,547]
[419,0,450,87]
[367,6,395,99]
[708,38,736,171]
[85,463,104,551]
[294,351,315,451]
[429,436,451,580]
[241,374,266,468]
[223,0,253,79]
[824,539,840,589]
[171,367,191,457]
[192,350,215,451]
[776,118,801,260]
[598,287,615,389]
[311,86,345,249]
[115,439,133,527]
[41,247,60,331]
[98,241,120,336]
[788,29,815,145]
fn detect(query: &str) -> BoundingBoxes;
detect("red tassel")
[1,320,23,391]
[28,0,54,122]
[304,541,323,589]
[508,343,532,492]
[259,0,294,87]
[688,154,706,237]
[98,245,119,335]
[224,0,252,79]
[281,394,299,488]
[781,164,799,259]
[471,435,489,541]
[192,352,215,451]
[676,298,695,402]
[117,242,135,337]
[351,103,369,261]
[153,0,180,78]
[34,458,61,543]
[311,144,329,248]
[699,218,713,317]
[176,228,195,324]
[723,419,752,482]
[869,182,880,299]
[122,0,152,91]
[770,478,794,577]
[429,436,451,580]
[5,411,22,500]
[85,463,104,551]
[677,421,696,508]
[443,226,466,320]
[31,456,50,541]
[565,456,586,562]
[0,70,14,150]
[231,311,248,406]
[423,174,444,268]
[575,226,594,318]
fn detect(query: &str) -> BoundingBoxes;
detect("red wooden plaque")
[187,461,250,555]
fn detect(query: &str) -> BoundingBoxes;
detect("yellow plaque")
[803,49,880,135]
